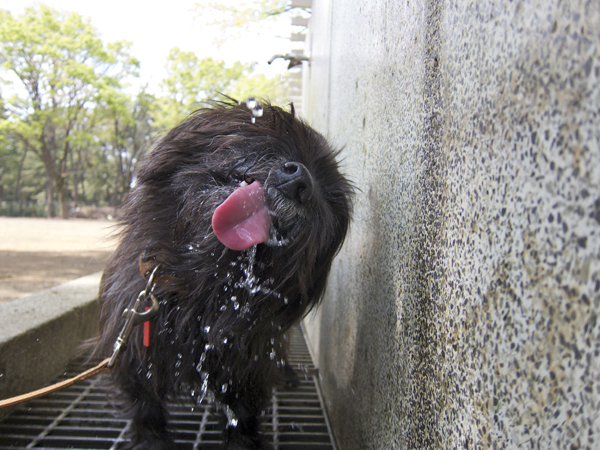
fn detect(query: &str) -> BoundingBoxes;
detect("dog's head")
[117,100,352,315]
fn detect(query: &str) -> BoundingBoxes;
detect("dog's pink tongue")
[212,181,271,251]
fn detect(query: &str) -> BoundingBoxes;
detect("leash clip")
[108,265,161,368]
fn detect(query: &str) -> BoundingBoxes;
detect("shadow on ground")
[0,251,111,304]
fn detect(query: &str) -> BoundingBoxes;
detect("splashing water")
[225,405,238,428]
[251,105,263,123]
[234,246,280,298]
[245,97,263,124]
[192,371,210,405]
[265,226,290,247]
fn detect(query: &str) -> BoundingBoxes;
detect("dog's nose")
[274,162,314,203]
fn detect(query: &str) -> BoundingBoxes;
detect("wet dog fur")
[92,101,353,449]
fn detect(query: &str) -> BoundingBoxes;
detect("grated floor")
[0,326,336,450]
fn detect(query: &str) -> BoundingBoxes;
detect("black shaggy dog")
[93,100,353,449]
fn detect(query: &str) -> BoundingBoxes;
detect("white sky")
[0,0,293,94]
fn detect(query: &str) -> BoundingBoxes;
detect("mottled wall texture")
[302,0,600,448]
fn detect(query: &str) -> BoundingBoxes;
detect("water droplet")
[269,350,276,360]
[225,405,238,427]
[252,105,263,118]
[204,326,211,334]
[234,302,240,310]
[205,343,214,351]
[246,98,257,109]
[223,337,228,344]
[220,305,227,311]
[195,371,210,404]
[221,383,228,393]
[250,285,261,294]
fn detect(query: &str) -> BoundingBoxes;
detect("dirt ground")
[0,217,117,304]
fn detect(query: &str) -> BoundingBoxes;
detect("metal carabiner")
[107,265,161,368]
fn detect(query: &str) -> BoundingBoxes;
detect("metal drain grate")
[0,325,336,450]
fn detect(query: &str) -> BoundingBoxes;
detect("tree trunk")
[59,192,69,219]
[14,148,28,203]
[55,176,69,219]
[45,173,55,218]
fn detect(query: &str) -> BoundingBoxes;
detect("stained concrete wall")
[302,1,600,448]
[0,273,101,417]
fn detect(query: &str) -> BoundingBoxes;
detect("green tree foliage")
[0,4,289,218]
[154,48,288,130]
[0,5,138,218]
[154,48,246,130]
[227,72,288,106]
[92,89,155,205]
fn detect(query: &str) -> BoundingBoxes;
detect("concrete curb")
[0,272,101,415]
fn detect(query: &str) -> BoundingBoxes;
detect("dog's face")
[116,101,352,316]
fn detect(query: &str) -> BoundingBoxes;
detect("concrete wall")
[303,0,600,448]
[0,273,101,417]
